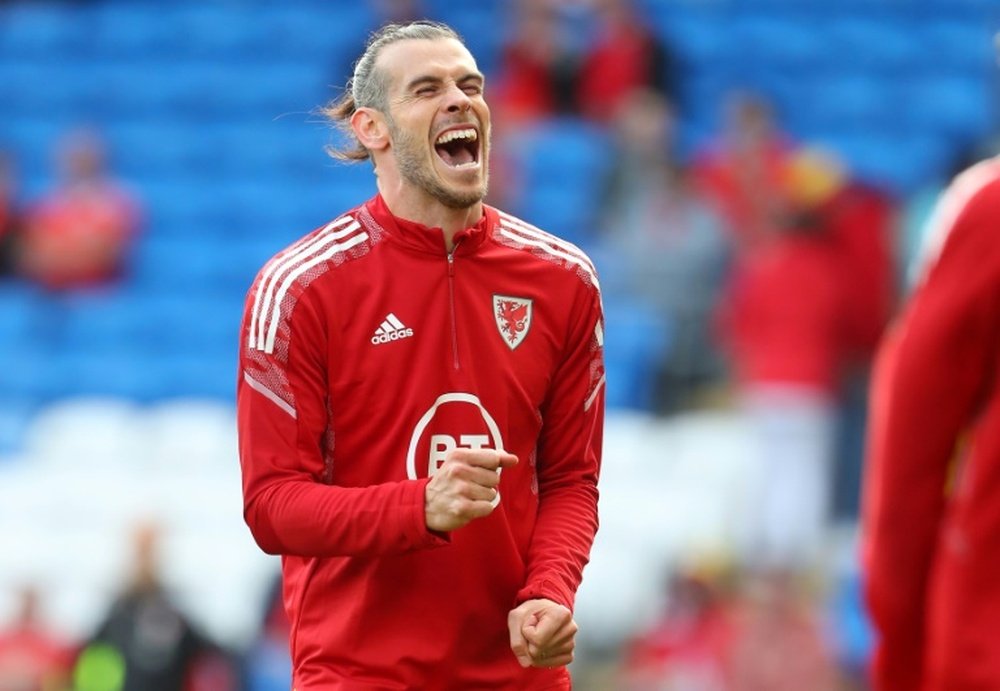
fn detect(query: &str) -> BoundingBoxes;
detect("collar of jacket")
[365,193,493,256]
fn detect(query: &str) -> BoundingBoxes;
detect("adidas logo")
[371,313,414,345]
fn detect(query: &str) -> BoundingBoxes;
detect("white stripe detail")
[379,320,393,333]
[243,372,296,419]
[584,374,606,412]
[249,216,357,349]
[912,158,1000,287]
[498,224,601,291]
[386,313,405,330]
[498,212,597,274]
[262,231,369,353]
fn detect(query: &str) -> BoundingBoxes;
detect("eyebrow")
[404,72,485,92]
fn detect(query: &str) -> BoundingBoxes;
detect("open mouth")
[434,127,479,169]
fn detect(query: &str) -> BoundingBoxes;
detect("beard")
[386,115,489,210]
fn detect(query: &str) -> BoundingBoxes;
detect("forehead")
[376,37,479,89]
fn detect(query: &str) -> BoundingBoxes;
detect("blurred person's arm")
[861,162,1000,690]
[237,278,448,557]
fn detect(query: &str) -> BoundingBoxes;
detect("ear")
[351,107,390,153]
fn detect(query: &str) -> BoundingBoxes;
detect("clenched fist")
[424,448,518,532]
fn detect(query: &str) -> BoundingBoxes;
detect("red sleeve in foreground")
[861,171,1000,690]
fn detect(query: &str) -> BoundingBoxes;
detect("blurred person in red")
[600,88,731,412]
[0,151,23,278]
[694,91,796,252]
[727,571,839,691]
[718,148,853,571]
[619,564,734,691]
[0,585,72,691]
[19,128,140,291]
[861,152,1000,689]
[238,20,604,690]
[490,0,577,126]
[575,0,676,124]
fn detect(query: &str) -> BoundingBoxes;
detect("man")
[20,128,140,290]
[236,21,605,690]
[861,154,1000,690]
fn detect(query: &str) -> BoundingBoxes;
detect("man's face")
[376,38,490,209]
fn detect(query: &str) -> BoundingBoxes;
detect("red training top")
[237,196,605,690]
[862,157,1000,690]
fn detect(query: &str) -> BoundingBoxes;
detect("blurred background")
[0,0,997,689]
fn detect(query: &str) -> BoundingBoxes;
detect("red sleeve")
[237,274,447,558]
[861,172,1000,690]
[516,282,605,610]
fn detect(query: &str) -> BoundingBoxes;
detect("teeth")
[435,128,477,145]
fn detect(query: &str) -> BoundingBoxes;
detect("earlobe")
[351,108,390,152]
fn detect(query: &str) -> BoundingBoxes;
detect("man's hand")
[508,599,578,668]
[424,448,518,532]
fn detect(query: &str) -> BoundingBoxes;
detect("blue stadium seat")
[797,74,892,133]
[602,297,672,411]
[916,21,996,73]
[823,18,921,74]
[0,283,44,350]
[729,16,828,72]
[898,76,994,140]
[0,3,88,60]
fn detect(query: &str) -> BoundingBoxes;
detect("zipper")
[447,245,461,370]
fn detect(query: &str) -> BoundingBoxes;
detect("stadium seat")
[899,76,995,141]
[602,297,672,411]
[0,3,87,60]
[729,16,828,72]
[823,18,921,74]
[917,21,996,73]
[797,73,892,133]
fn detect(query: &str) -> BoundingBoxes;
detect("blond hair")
[322,21,463,162]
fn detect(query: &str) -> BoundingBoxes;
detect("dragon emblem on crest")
[492,295,533,350]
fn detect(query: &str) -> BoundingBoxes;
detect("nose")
[444,83,472,113]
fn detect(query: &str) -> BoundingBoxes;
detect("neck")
[377,180,483,252]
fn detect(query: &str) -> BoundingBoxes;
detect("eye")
[462,84,482,96]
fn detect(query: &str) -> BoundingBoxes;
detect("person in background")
[0,585,72,691]
[600,89,731,413]
[74,521,231,691]
[19,128,140,291]
[237,20,604,690]
[490,0,577,126]
[694,92,795,253]
[861,153,1000,690]
[619,564,734,690]
[718,148,852,572]
[574,0,676,124]
[727,571,839,691]
[0,151,23,279]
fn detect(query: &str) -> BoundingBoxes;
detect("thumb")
[508,613,532,668]
[497,450,518,469]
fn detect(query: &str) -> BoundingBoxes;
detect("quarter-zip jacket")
[237,194,605,690]
[863,158,1000,690]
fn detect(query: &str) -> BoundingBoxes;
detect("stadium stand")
[0,0,996,683]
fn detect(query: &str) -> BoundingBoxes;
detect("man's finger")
[508,613,532,668]
[522,609,571,648]
[449,448,518,470]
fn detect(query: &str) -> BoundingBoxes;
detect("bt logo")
[407,393,505,506]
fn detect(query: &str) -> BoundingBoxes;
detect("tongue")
[436,141,474,167]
